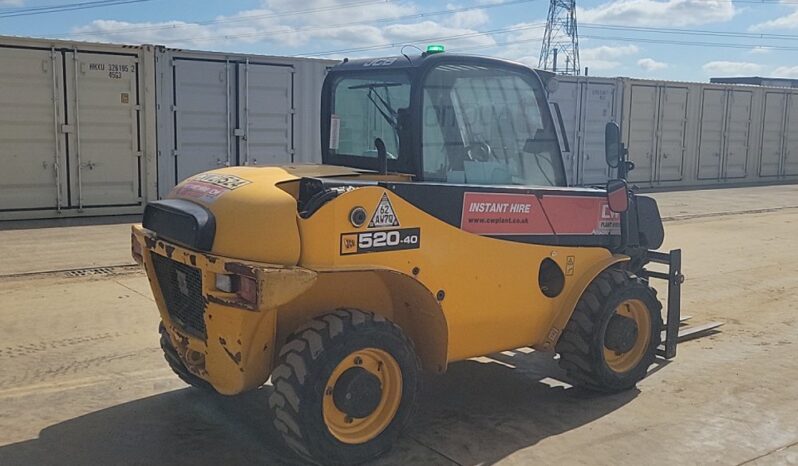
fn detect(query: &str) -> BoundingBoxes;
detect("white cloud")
[485,21,550,67]
[580,0,736,27]
[69,1,499,56]
[748,46,772,55]
[773,65,798,78]
[446,3,489,28]
[580,44,639,70]
[637,57,668,71]
[750,8,798,31]
[702,61,764,76]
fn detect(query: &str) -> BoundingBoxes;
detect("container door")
[65,51,141,207]
[697,89,724,180]
[656,86,688,182]
[579,82,615,184]
[627,85,658,184]
[548,80,579,184]
[784,94,798,175]
[723,90,752,179]
[173,59,234,183]
[760,92,786,177]
[237,63,294,166]
[0,48,67,211]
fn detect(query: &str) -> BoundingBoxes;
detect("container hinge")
[135,151,143,158]
[289,108,296,114]
[171,149,179,157]
[134,105,142,111]
[60,124,75,134]
[233,128,246,137]
[170,105,178,112]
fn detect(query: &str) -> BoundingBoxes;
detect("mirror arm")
[375,138,388,175]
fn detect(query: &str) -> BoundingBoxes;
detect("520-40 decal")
[340,228,421,255]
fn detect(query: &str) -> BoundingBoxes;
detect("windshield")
[329,73,411,160]
[421,64,565,186]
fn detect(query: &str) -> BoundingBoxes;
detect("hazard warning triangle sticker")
[368,193,400,228]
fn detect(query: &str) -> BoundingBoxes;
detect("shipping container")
[5,37,798,221]
[619,78,798,190]
[153,47,333,196]
[548,76,623,186]
[0,36,157,220]
[759,90,798,177]
[552,75,798,190]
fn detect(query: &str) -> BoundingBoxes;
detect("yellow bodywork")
[133,165,628,395]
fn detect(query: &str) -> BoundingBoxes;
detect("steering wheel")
[465,141,496,162]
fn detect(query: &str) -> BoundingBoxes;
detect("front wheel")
[556,268,663,393]
[268,310,421,465]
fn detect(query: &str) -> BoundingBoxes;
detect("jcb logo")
[363,58,398,67]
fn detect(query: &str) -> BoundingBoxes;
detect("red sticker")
[460,192,553,235]
[539,196,620,235]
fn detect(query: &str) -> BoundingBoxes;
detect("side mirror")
[606,179,629,213]
[604,122,622,169]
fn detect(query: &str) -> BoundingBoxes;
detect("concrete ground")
[0,184,797,465]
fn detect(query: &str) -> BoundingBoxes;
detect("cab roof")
[330,52,555,85]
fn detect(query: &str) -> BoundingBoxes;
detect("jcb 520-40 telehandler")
[131,48,683,465]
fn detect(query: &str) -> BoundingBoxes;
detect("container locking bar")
[643,249,683,359]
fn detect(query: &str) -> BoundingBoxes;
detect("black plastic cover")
[636,195,664,250]
[143,199,216,251]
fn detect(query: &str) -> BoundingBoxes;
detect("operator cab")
[321,50,567,187]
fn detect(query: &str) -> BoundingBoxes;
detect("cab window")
[329,72,411,161]
[421,64,565,186]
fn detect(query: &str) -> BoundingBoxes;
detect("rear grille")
[151,254,207,339]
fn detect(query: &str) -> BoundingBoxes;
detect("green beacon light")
[426,44,445,54]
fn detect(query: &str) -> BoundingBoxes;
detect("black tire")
[159,322,213,391]
[556,267,663,393]
[268,309,421,465]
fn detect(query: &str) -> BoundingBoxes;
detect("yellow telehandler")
[132,47,683,465]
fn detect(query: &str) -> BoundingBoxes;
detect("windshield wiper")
[348,83,402,130]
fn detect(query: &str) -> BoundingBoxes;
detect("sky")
[0,0,797,81]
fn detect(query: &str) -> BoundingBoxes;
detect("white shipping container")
[154,47,333,196]
[0,36,157,220]
[4,37,798,220]
[759,90,798,177]
[548,76,623,186]
[554,75,798,190]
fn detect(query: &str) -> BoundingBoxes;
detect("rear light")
[131,234,144,264]
[214,273,258,305]
[237,276,258,305]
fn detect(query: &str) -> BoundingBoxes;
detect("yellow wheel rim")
[322,348,402,445]
[603,299,651,373]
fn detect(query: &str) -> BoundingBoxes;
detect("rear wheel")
[556,268,662,392]
[268,309,421,465]
[159,322,212,391]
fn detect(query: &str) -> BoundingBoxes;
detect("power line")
[580,23,798,41]
[0,0,154,18]
[297,23,549,57]
[580,34,798,51]
[65,0,540,40]
[61,0,391,37]
[298,17,798,58]
[154,0,542,45]
[450,33,798,54]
